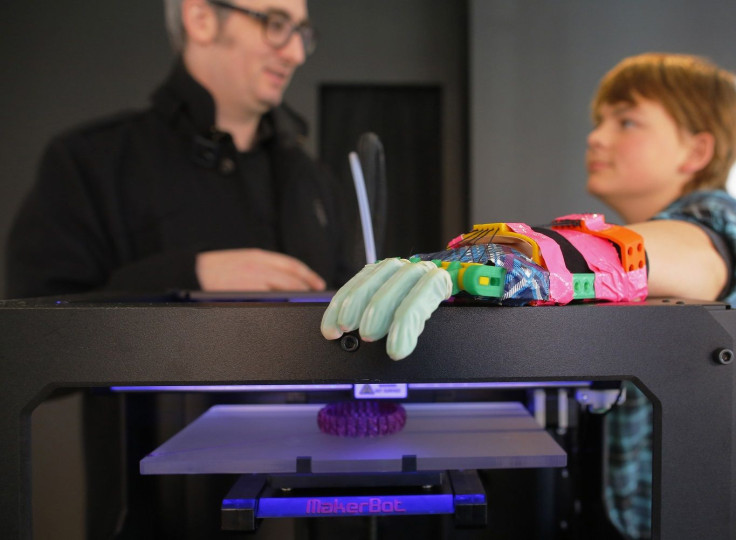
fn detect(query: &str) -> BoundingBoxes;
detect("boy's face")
[586,96,697,217]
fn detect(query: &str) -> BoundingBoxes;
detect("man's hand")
[196,248,326,291]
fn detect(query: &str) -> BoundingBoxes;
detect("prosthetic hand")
[321,214,648,360]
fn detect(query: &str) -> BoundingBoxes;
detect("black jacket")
[6,62,358,298]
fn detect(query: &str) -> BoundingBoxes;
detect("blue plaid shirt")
[607,189,736,539]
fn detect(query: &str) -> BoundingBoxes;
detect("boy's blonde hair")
[593,53,736,192]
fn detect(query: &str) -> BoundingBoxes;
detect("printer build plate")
[140,401,566,475]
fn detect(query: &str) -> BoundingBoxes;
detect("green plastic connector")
[445,261,463,295]
[462,264,506,297]
[443,261,505,297]
[415,259,506,298]
[572,273,596,300]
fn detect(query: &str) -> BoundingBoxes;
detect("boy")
[590,53,736,306]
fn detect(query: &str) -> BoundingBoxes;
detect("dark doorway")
[320,85,443,259]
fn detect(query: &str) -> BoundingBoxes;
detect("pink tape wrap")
[506,222,574,304]
[555,229,648,302]
[446,234,465,249]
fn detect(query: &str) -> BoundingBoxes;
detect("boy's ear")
[680,132,715,174]
[182,0,219,45]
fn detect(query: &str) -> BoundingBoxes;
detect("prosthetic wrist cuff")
[432,214,647,304]
[551,214,646,272]
[550,213,647,302]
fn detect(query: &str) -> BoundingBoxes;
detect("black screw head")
[714,348,734,365]
[340,334,360,353]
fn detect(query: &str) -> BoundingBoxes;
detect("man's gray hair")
[163,0,186,52]
[163,0,230,52]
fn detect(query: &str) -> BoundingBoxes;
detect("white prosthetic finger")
[321,262,379,339]
[359,261,436,342]
[336,258,405,333]
[386,267,453,361]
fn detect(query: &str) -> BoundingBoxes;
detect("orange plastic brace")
[551,214,646,272]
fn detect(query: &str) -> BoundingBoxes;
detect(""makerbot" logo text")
[305,498,407,515]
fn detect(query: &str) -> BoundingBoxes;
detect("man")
[6,0,357,298]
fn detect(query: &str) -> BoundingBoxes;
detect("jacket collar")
[151,58,308,148]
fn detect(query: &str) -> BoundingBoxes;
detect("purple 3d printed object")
[317,401,407,437]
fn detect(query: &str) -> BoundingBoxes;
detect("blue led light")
[409,381,590,390]
[110,381,590,393]
[222,498,256,510]
[110,384,353,392]
[287,296,334,302]
[454,493,486,505]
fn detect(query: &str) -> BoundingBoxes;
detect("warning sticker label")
[353,384,408,399]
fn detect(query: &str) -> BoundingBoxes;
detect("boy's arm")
[629,220,727,301]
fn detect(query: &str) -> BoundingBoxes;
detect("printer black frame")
[1,296,734,539]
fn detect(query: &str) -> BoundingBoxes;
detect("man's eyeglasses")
[208,0,317,55]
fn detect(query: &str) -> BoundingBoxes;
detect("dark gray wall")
[469,0,736,226]
[1,2,173,299]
